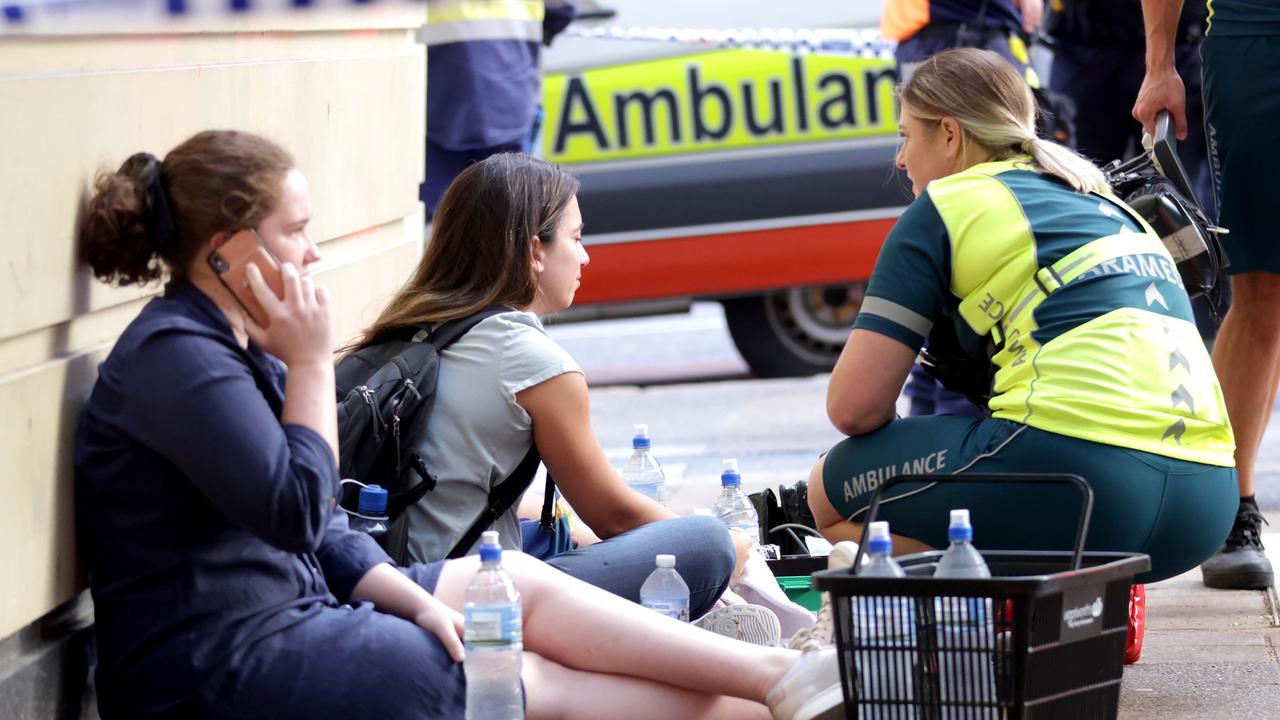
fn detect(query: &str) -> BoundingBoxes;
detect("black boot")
[1201,498,1274,589]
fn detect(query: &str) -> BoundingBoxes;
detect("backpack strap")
[393,305,558,561]
[445,444,555,559]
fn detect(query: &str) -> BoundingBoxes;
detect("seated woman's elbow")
[266,511,328,553]
[264,473,332,552]
[828,399,888,437]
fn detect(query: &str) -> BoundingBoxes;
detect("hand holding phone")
[207,229,285,327]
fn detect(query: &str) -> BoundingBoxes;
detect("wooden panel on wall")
[0,43,425,341]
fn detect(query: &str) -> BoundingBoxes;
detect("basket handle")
[851,472,1095,573]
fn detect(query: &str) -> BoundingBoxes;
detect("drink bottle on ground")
[620,423,666,503]
[712,458,760,545]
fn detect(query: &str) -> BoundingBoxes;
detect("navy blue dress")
[76,280,463,719]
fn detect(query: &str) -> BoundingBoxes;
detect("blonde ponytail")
[1023,137,1110,195]
[901,48,1110,195]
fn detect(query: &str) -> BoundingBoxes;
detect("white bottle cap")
[655,554,676,568]
[481,530,500,545]
[868,521,891,542]
[722,458,739,473]
[634,423,649,437]
[950,509,971,527]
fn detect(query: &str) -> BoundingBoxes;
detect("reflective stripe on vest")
[423,0,544,45]
[926,159,1235,466]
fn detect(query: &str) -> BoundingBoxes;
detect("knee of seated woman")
[667,515,737,577]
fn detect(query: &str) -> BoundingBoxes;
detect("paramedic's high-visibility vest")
[934,158,1234,466]
[423,0,544,46]
[421,1,569,150]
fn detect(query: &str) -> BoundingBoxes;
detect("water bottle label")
[856,596,917,642]
[465,603,522,644]
[642,599,690,622]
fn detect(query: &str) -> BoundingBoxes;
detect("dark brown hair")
[348,153,580,351]
[79,130,294,286]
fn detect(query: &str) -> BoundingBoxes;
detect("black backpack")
[335,308,552,564]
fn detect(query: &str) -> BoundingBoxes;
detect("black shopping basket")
[811,473,1150,720]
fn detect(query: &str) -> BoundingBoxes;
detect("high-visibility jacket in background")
[422,0,576,151]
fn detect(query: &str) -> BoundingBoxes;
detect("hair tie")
[1020,137,1038,154]
[127,152,177,253]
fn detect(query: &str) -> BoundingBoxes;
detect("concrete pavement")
[1118,517,1280,719]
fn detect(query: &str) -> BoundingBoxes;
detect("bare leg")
[1211,271,1280,495]
[807,454,934,555]
[522,652,770,720]
[434,554,796,704]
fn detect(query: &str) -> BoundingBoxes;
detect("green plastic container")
[776,575,822,611]
[768,555,827,612]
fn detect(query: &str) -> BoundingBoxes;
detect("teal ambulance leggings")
[821,417,1237,583]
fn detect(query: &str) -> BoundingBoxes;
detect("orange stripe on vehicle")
[574,219,893,305]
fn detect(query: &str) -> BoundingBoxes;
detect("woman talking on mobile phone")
[74,130,842,720]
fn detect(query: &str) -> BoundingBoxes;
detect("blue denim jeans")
[545,515,736,620]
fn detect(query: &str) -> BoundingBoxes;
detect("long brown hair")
[79,130,293,286]
[349,153,580,351]
[900,48,1109,194]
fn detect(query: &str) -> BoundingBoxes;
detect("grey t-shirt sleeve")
[500,312,583,398]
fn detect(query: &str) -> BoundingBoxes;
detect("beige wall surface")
[0,9,426,641]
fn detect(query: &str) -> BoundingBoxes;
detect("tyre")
[722,283,866,378]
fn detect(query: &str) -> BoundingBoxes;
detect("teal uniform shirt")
[855,159,1234,465]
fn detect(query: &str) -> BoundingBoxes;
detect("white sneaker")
[766,647,845,720]
[787,541,858,651]
[694,603,783,646]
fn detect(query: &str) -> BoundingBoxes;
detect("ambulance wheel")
[722,283,866,378]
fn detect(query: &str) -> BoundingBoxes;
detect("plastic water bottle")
[620,424,666,503]
[857,521,917,719]
[933,509,996,718]
[464,531,523,720]
[639,554,691,622]
[348,484,389,537]
[711,459,760,545]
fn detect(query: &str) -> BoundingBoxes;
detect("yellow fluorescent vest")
[927,159,1235,467]
[423,0,545,45]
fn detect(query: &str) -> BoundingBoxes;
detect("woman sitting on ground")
[342,153,751,623]
[75,130,841,720]
[808,48,1236,582]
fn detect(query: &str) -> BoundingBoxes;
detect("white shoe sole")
[791,684,845,720]
[695,604,782,646]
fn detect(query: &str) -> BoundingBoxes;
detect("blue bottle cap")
[948,508,973,543]
[867,520,893,555]
[479,530,502,562]
[357,484,388,515]
[633,423,651,450]
[720,458,741,486]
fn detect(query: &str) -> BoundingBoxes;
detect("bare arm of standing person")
[1132,0,1188,137]
[1016,0,1044,33]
